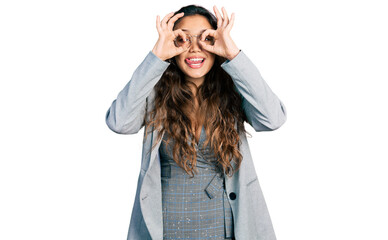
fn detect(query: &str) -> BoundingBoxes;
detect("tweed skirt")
[159,126,235,239]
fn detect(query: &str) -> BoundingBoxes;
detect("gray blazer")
[105,50,287,240]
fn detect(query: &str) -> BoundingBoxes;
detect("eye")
[204,36,215,45]
[175,36,187,44]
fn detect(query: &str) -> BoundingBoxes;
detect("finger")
[174,29,189,47]
[156,15,161,34]
[161,12,174,29]
[221,7,229,28]
[213,5,223,29]
[225,12,235,32]
[200,29,216,41]
[175,31,190,54]
[176,44,190,55]
[174,29,187,39]
[198,40,214,53]
[167,12,184,31]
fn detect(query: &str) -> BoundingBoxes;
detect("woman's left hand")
[199,6,240,60]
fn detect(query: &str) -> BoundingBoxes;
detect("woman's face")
[173,15,216,86]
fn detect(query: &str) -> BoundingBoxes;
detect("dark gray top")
[159,126,235,239]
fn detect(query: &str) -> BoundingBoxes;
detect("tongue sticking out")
[186,59,204,64]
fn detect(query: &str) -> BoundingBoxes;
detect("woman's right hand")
[152,12,190,61]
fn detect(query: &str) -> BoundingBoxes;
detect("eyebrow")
[181,29,208,33]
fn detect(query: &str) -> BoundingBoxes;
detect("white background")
[1,0,387,239]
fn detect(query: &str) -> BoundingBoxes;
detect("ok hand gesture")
[199,6,240,60]
[152,12,190,61]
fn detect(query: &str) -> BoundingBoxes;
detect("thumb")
[176,44,189,55]
[199,41,214,53]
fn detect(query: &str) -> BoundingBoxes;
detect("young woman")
[105,4,287,240]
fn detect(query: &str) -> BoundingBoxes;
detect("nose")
[189,36,202,52]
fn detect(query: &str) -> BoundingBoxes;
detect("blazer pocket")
[204,173,224,199]
[246,176,258,187]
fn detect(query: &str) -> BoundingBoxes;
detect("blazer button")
[229,192,236,200]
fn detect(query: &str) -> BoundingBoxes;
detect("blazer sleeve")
[105,51,171,134]
[221,50,287,132]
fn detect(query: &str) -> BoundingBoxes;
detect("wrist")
[226,49,240,60]
[152,50,165,61]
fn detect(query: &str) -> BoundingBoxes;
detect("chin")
[179,62,214,80]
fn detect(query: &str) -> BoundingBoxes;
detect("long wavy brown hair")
[144,5,250,178]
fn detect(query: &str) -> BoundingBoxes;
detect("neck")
[186,76,204,87]
[186,77,204,95]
